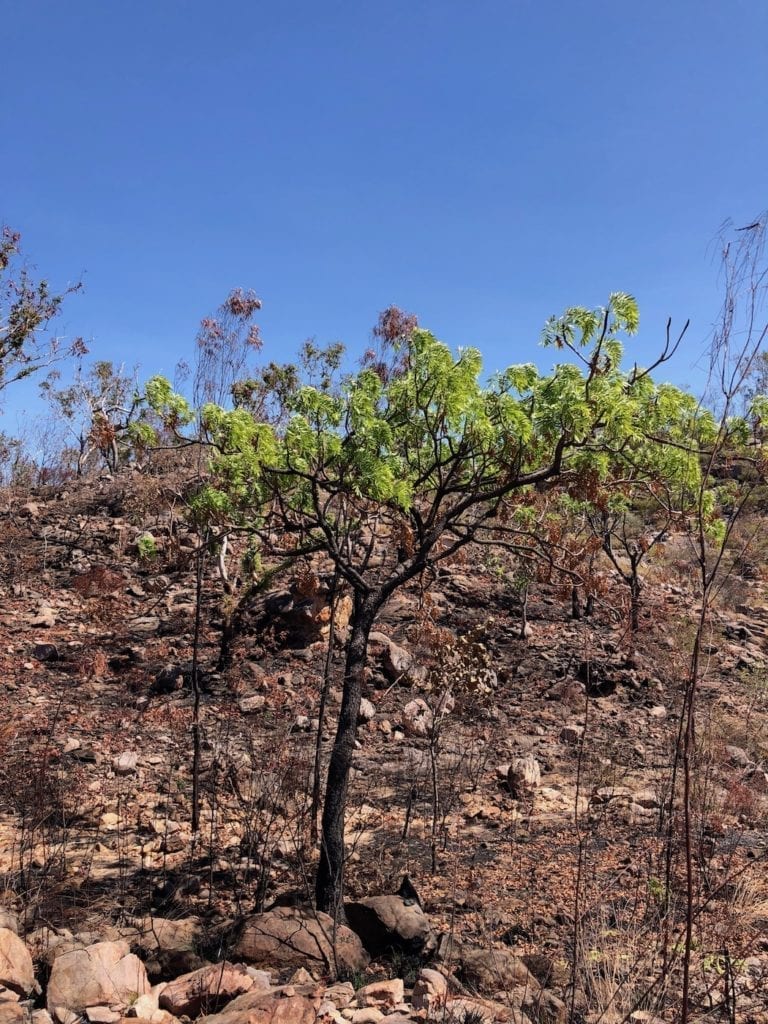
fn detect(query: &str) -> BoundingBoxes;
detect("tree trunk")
[315,593,376,918]
[630,574,641,632]
[218,606,237,672]
[311,572,339,846]
[571,586,582,621]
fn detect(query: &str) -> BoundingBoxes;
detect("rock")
[524,988,567,1024]
[151,666,186,695]
[239,696,267,714]
[113,752,138,775]
[47,941,150,1019]
[84,1008,120,1023]
[439,939,541,997]
[287,968,314,986]
[507,755,541,797]
[358,699,376,724]
[446,995,531,1023]
[159,962,256,1017]
[0,912,19,935]
[559,724,583,745]
[198,988,324,1024]
[348,1010,383,1024]
[381,640,413,683]
[633,789,661,809]
[0,928,35,996]
[726,745,751,768]
[411,968,448,1011]
[32,643,59,662]
[233,907,368,975]
[124,917,205,979]
[130,994,159,1019]
[0,1001,24,1024]
[344,895,433,956]
[401,699,433,739]
[129,617,160,635]
[354,978,403,1008]
[323,982,354,1009]
[30,604,56,628]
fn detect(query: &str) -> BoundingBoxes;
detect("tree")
[149,294,696,918]
[41,359,156,474]
[0,226,84,399]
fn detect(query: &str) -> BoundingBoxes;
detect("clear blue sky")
[2,0,767,427]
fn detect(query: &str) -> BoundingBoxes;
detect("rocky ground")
[1,474,767,1023]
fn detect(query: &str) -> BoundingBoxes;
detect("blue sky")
[2,0,766,430]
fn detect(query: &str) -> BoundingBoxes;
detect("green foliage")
[145,375,195,428]
[136,533,157,561]
[148,296,737,571]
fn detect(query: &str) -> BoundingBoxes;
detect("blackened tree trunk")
[315,592,377,917]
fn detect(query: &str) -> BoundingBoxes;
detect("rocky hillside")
[1,474,767,1024]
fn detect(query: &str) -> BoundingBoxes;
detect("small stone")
[238,695,267,714]
[84,1008,120,1023]
[358,698,376,724]
[412,968,448,1011]
[113,752,138,775]
[560,723,584,745]
[32,643,59,662]
[30,605,56,628]
[355,978,403,1008]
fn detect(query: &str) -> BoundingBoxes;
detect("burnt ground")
[1,474,767,1021]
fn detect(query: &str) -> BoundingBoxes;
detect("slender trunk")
[584,593,594,617]
[571,586,582,620]
[630,570,641,632]
[519,582,529,640]
[311,573,339,846]
[315,593,376,917]
[191,534,206,834]
[218,608,237,672]
[681,600,707,1021]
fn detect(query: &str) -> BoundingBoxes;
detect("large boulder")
[0,1002,25,1024]
[344,895,433,957]
[46,941,150,1019]
[0,928,35,996]
[233,907,368,975]
[159,962,259,1017]
[198,987,324,1024]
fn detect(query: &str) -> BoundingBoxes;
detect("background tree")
[41,359,155,474]
[0,226,84,399]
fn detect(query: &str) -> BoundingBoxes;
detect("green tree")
[149,294,698,917]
